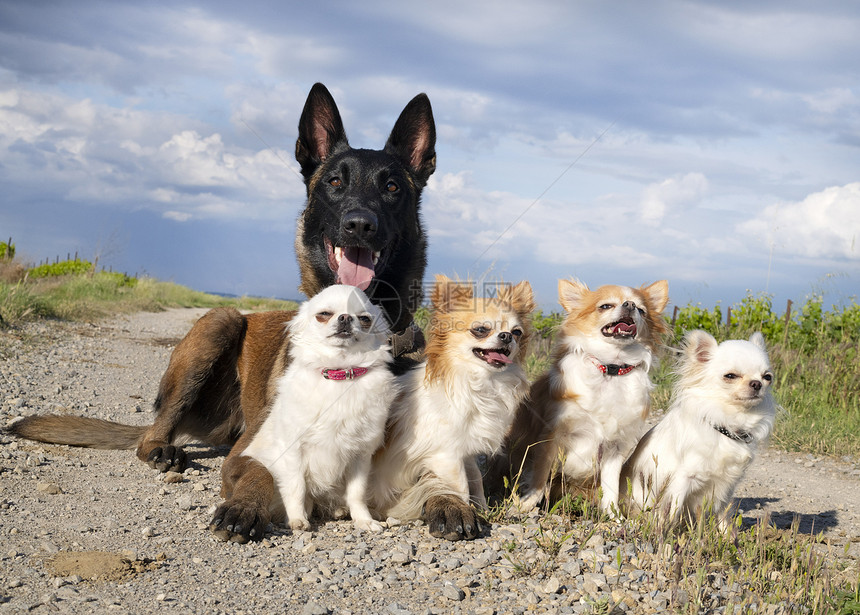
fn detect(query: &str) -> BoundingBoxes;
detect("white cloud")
[639,173,709,226]
[163,211,191,222]
[740,183,860,260]
[0,85,304,220]
[802,88,858,114]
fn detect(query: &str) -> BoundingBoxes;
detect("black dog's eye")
[385,180,398,193]
[316,311,333,323]
[471,325,490,339]
[329,177,342,188]
[723,373,738,380]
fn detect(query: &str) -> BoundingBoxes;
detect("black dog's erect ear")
[295,83,348,181]
[385,93,437,188]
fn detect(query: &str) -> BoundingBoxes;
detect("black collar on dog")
[714,424,754,444]
[389,322,424,358]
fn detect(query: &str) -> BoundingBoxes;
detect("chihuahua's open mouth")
[473,347,512,368]
[325,237,382,291]
[601,317,638,339]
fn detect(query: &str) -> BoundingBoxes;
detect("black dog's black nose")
[498,331,513,345]
[341,210,378,242]
[750,380,762,391]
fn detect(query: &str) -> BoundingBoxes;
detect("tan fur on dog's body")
[492,278,669,513]
[369,275,535,540]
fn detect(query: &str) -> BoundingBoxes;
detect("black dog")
[294,83,435,335]
[11,83,489,543]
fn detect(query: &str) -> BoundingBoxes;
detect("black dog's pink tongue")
[337,247,375,291]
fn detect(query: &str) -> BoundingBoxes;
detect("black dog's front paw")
[209,500,270,544]
[423,494,482,541]
[146,445,187,473]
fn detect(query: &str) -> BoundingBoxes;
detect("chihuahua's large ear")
[558,278,589,313]
[641,280,670,313]
[431,274,474,313]
[498,280,536,317]
[749,331,767,352]
[682,329,718,365]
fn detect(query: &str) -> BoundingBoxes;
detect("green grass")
[0,260,296,327]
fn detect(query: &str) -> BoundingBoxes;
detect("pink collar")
[589,356,638,376]
[321,367,370,381]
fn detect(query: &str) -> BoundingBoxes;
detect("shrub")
[0,239,14,260]
[28,259,94,278]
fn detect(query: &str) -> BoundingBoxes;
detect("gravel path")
[1,309,858,614]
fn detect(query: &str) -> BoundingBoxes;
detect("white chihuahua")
[242,285,396,533]
[621,330,776,528]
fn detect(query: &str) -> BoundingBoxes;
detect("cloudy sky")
[1,1,858,313]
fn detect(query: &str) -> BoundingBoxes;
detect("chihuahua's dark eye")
[329,177,342,188]
[763,373,773,383]
[599,304,614,310]
[385,180,398,193]
[723,373,738,380]
[315,311,333,323]
[637,307,646,316]
[357,314,372,329]
[511,328,523,338]
[471,324,490,339]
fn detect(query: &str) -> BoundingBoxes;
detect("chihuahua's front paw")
[288,517,311,531]
[354,518,384,533]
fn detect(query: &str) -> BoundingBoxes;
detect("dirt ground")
[1,308,858,613]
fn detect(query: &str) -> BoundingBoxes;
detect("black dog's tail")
[8,415,146,450]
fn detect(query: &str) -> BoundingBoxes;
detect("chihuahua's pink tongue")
[337,247,375,291]
[611,322,637,336]
[484,351,512,364]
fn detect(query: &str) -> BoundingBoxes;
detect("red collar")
[321,367,370,381]
[589,356,637,376]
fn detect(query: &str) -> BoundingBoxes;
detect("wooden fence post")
[783,299,793,346]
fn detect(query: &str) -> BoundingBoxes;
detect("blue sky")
[1,1,858,313]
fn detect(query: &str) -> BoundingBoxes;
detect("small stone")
[142,526,154,538]
[542,576,561,594]
[302,602,329,615]
[37,482,63,495]
[193,482,207,492]
[163,472,183,484]
[442,581,465,601]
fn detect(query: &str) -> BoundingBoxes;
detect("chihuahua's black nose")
[336,314,353,332]
[341,209,378,242]
[498,331,513,345]
[622,300,637,312]
[750,380,762,392]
